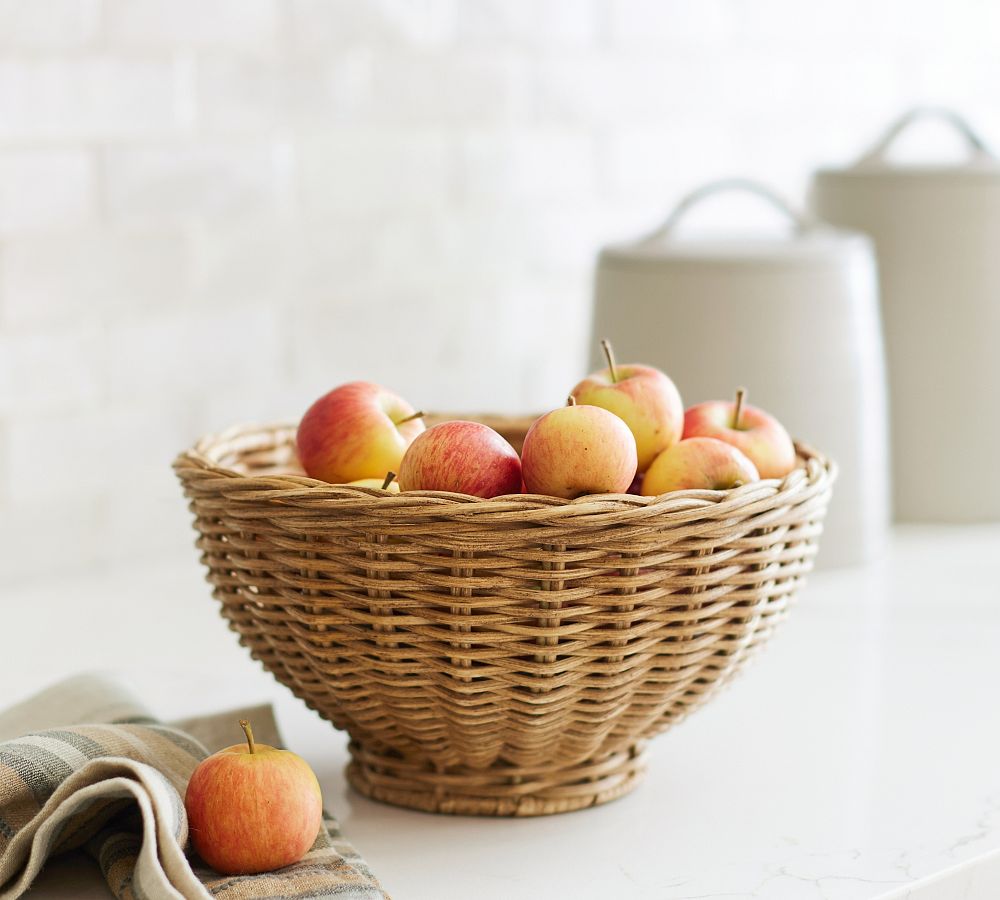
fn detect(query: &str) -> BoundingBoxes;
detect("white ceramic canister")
[591,179,889,568]
[811,108,1000,522]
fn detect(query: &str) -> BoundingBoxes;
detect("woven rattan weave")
[174,416,834,816]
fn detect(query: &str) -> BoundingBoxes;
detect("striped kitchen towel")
[0,674,390,900]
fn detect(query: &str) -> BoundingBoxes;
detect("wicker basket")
[174,415,835,817]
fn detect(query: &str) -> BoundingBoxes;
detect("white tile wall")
[2,230,192,326]
[0,58,189,139]
[1,0,999,583]
[104,143,290,224]
[0,150,95,235]
[103,0,280,50]
[0,0,101,50]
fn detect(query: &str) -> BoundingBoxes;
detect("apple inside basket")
[174,413,833,817]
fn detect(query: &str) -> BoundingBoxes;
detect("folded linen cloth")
[0,674,389,900]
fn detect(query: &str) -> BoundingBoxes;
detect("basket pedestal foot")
[345,740,648,817]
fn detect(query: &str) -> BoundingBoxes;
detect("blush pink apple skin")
[521,405,638,499]
[643,437,759,494]
[570,363,683,472]
[397,421,522,498]
[296,381,424,483]
[682,400,796,480]
[184,728,322,876]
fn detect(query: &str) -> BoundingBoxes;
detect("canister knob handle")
[854,107,995,168]
[639,178,817,245]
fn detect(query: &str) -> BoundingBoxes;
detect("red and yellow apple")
[296,381,424,483]
[397,420,522,498]
[185,720,322,876]
[347,472,400,492]
[682,389,796,479]
[643,436,759,494]
[570,340,683,472]
[521,400,638,499]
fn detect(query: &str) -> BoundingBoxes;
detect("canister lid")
[813,107,1000,184]
[601,179,871,269]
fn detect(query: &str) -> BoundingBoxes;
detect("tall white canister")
[811,108,1000,522]
[592,179,889,568]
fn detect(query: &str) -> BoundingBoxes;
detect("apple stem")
[239,719,256,755]
[396,410,424,426]
[567,394,577,407]
[600,338,619,384]
[381,471,396,490]
[732,387,747,430]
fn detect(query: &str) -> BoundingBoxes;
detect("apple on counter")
[683,388,796,479]
[185,720,322,876]
[521,396,638,499]
[570,339,684,472]
[296,381,424,483]
[398,420,523,498]
[643,436,759,494]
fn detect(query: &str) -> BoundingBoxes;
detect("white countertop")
[7,525,1000,900]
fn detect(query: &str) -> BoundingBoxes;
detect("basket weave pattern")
[174,417,834,816]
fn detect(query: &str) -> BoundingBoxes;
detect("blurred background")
[2,0,1000,583]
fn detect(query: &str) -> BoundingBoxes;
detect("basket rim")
[173,420,837,521]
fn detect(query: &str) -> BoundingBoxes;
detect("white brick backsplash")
[459,132,596,201]
[456,0,600,48]
[727,0,952,50]
[0,497,107,582]
[199,380,307,433]
[104,0,279,51]
[191,222,295,307]
[0,58,189,140]
[1,0,1000,585]
[0,0,101,49]
[298,133,454,217]
[1,231,191,327]
[105,306,283,403]
[491,272,593,406]
[518,202,613,272]
[370,54,529,127]
[0,150,95,236]
[287,271,589,415]
[196,54,372,134]
[267,220,375,303]
[608,0,735,47]
[5,401,197,504]
[532,56,705,126]
[104,487,196,565]
[607,125,738,197]
[104,143,290,225]
[289,0,455,50]
[286,280,523,413]
[0,327,103,415]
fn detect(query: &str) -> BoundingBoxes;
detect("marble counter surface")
[6,525,1000,899]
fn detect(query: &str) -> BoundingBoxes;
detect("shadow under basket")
[173,415,835,817]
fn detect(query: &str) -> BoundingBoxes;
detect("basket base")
[345,741,648,817]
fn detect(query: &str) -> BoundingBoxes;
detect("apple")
[296,381,424,484]
[521,398,637,499]
[347,472,400,492]
[570,339,684,472]
[398,420,522,498]
[642,437,759,494]
[185,720,322,876]
[682,388,796,479]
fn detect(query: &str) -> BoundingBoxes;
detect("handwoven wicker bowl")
[174,415,834,817]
